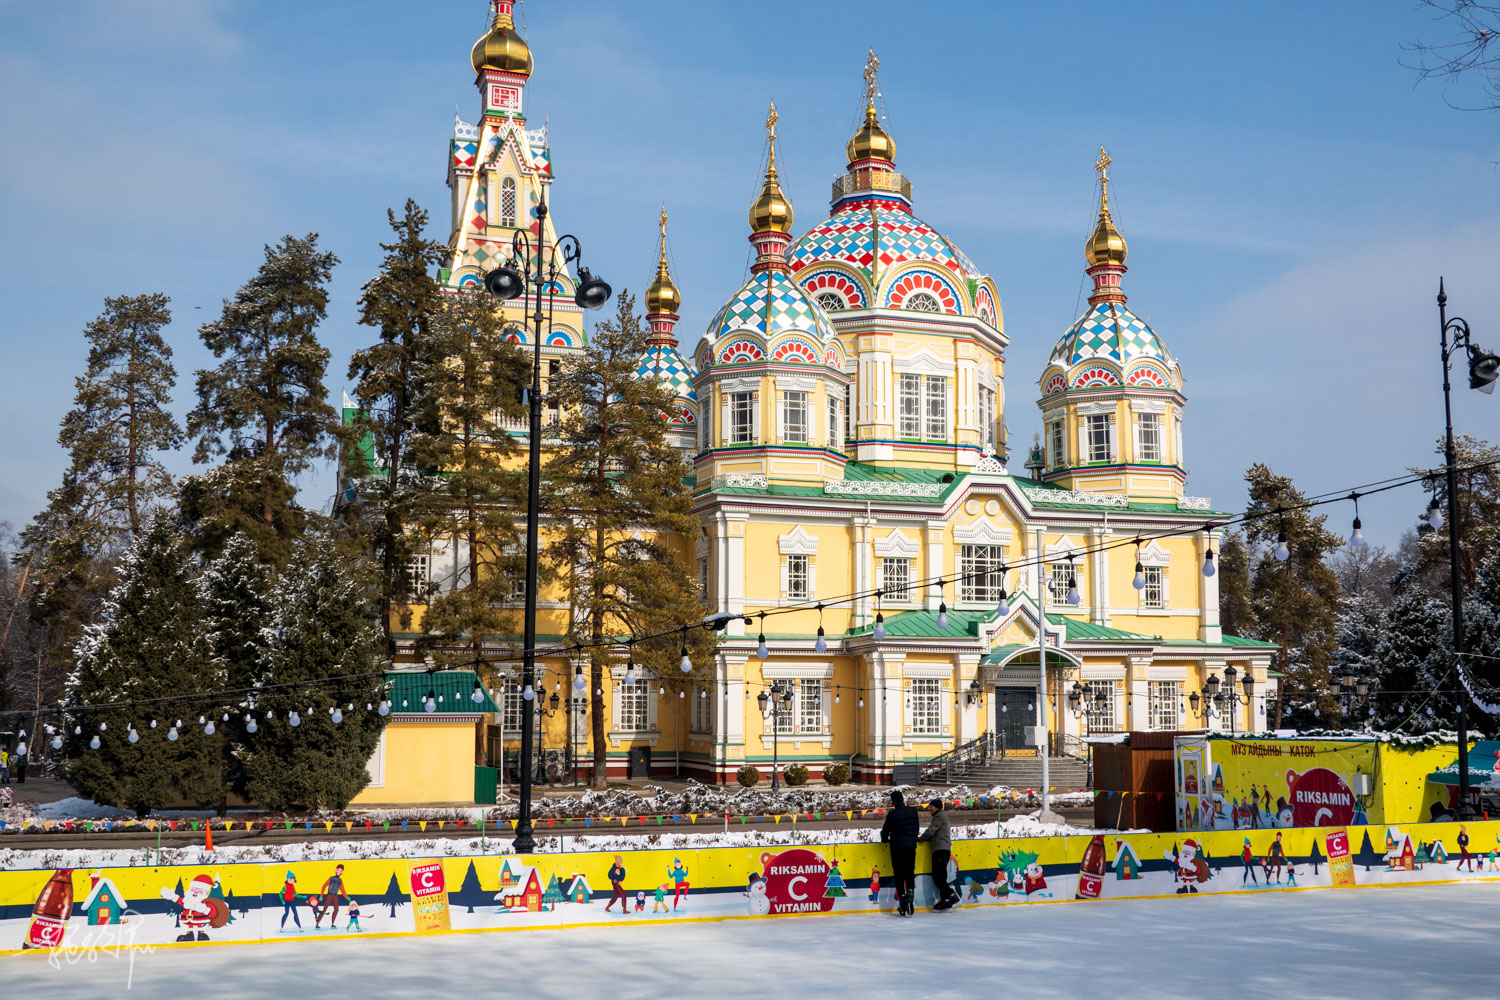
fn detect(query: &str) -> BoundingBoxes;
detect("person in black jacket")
[880,789,920,916]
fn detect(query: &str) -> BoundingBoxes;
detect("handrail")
[918,731,994,785]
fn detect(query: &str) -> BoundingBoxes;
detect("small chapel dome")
[471,2,533,77]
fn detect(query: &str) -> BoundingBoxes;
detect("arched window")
[816,292,845,312]
[905,292,942,313]
[500,177,518,228]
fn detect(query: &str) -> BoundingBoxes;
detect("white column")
[858,348,893,462]
[1128,656,1152,731]
[1089,524,1111,626]
[723,512,748,635]
[954,653,980,745]
[926,519,945,610]
[957,357,978,460]
[853,513,875,628]
[720,653,747,765]
[1199,527,1222,642]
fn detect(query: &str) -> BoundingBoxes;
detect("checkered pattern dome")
[636,342,697,408]
[789,206,982,304]
[1048,301,1174,370]
[708,268,837,343]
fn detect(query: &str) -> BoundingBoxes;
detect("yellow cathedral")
[357,2,1279,799]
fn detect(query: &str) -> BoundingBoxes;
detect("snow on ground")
[0,812,1126,870]
[4,881,1493,998]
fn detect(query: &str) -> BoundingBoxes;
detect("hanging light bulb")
[756,632,769,659]
[204,719,216,735]
[74,725,81,735]
[332,708,343,724]
[89,734,101,749]
[168,724,181,740]
[246,717,258,734]
[288,711,301,727]
[472,685,484,704]
[873,612,886,640]
[996,584,1009,618]
[625,658,637,686]
[835,693,841,704]
[680,646,692,673]
[1066,575,1081,606]
[1349,494,1366,549]
[51,735,63,750]
[858,698,864,707]
[1428,500,1444,532]
[198,715,205,725]
[127,725,139,744]
[424,689,437,713]
[150,719,158,729]
[573,665,586,691]
[1275,518,1290,561]
[936,600,949,631]
[700,689,707,699]
[659,684,666,696]
[1133,561,1146,590]
[523,683,535,701]
[378,700,391,716]
[1202,549,1216,578]
[815,626,827,655]
[678,690,685,700]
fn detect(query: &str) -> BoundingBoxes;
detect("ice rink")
[4,881,1493,999]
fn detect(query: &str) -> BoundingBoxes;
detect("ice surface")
[3,881,1493,999]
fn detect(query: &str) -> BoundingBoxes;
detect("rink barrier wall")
[2,819,1497,955]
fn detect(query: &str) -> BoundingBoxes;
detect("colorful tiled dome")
[1048,301,1173,370]
[790,207,982,287]
[709,268,836,343]
[637,343,697,424]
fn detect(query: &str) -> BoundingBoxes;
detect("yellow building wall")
[352,721,478,806]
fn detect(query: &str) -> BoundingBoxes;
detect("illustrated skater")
[347,899,362,932]
[918,798,959,911]
[1267,832,1286,882]
[634,890,646,913]
[1241,839,1258,884]
[1458,825,1473,871]
[1285,861,1298,887]
[315,864,347,928]
[669,857,690,909]
[605,856,628,912]
[868,868,881,904]
[653,883,670,913]
[880,789,919,916]
[280,871,302,929]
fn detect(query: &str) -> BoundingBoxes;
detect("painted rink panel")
[3,819,1498,954]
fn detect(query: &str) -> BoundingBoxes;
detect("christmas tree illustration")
[209,878,235,924]
[543,874,566,911]
[382,873,408,918]
[453,860,489,914]
[824,860,848,899]
[1307,838,1324,875]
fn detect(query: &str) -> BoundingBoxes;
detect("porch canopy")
[981,646,1078,668]
[1428,740,1500,787]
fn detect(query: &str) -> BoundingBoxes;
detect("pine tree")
[240,537,389,811]
[199,535,275,812]
[541,292,717,789]
[411,293,530,664]
[346,201,451,654]
[187,234,343,563]
[1217,530,1256,639]
[1332,594,1386,728]
[67,512,222,816]
[382,872,407,917]
[1413,435,1500,592]
[1372,580,1454,730]
[1241,464,1343,728]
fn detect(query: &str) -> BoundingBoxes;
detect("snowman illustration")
[746,875,771,916]
[1023,861,1050,898]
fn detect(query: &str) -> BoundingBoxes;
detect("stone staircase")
[923,756,1092,793]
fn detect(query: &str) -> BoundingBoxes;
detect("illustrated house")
[1384,829,1416,871]
[565,874,592,904]
[1211,764,1225,795]
[498,858,525,890]
[495,866,543,912]
[1427,841,1448,865]
[82,873,127,926]
[1112,840,1142,880]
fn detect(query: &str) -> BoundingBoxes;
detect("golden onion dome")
[846,102,896,164]
[1085,147,1128,267]
[749,108,794,234]
[470,6,533,77]
[645,208,682,315]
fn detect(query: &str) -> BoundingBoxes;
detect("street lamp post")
[757,681,795,791]
[1329,672,1369,722]
[483,190,611,852]
[1437,280,1498,818]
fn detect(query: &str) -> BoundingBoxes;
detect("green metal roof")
[1045,615,1152,641]
[385,669,498,714]
[1160,635,1281,649]
[980,646,1078,666]
[844,608,989,638]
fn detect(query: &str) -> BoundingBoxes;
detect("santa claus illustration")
[1164,840,1208,895]
[160,873,228,942]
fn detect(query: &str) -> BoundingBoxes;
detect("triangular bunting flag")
[689,813,697,824]
[365,821,372,830]
[584,818,592,827]
[655,816,662,826]
[419,821,427,832]
[1156,792,1164,801]
[547,818,555,828]
[344,822,352,832]
[324,821,333,831]
[383,821,390,831]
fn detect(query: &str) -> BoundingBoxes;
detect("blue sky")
[1,0,1497,547]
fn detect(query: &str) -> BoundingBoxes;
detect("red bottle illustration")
[1075,835,1107,900]
[23,869,74,949]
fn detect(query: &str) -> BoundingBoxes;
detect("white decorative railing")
[1021,486,1129,508]
[824,480,943,498]
[526,127,549,149]
[1177,496,1212,511]
[970,450,1008,475]
[711,475,769,491]
[454,112,479,140]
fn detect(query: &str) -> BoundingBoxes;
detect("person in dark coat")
[919,797,959,910]
[880,789,920,915]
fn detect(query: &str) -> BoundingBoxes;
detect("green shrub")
[823,762,850,786]
[736,764,761,788]
[784,763,810,787]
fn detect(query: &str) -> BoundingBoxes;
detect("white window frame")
[499,176,518,228]
[979,385,997,452]
[782,390,808,444]
[882,556,912,602]
[1141,565,1167,609]
[1047,418,1065,469]
[614,680,653,734]
[797,678,824,734]
[1135,412,1162,463]
[785,553,810,600]
[729,391,757,444]
[1086,413,1113,463]
[827,391,842,451]
[692,682,714,734]
[1085,679,1118,734]
[697,556,709,596]
[908,678,942,735]
[1149,680,1181,731]
[404,554,430,595]
[501,684,526,732]
[898,374,921,438]
[924,374,948,441]
[958,544,1004,603]
[1049,563,1079,607]
[906,291,943,312]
